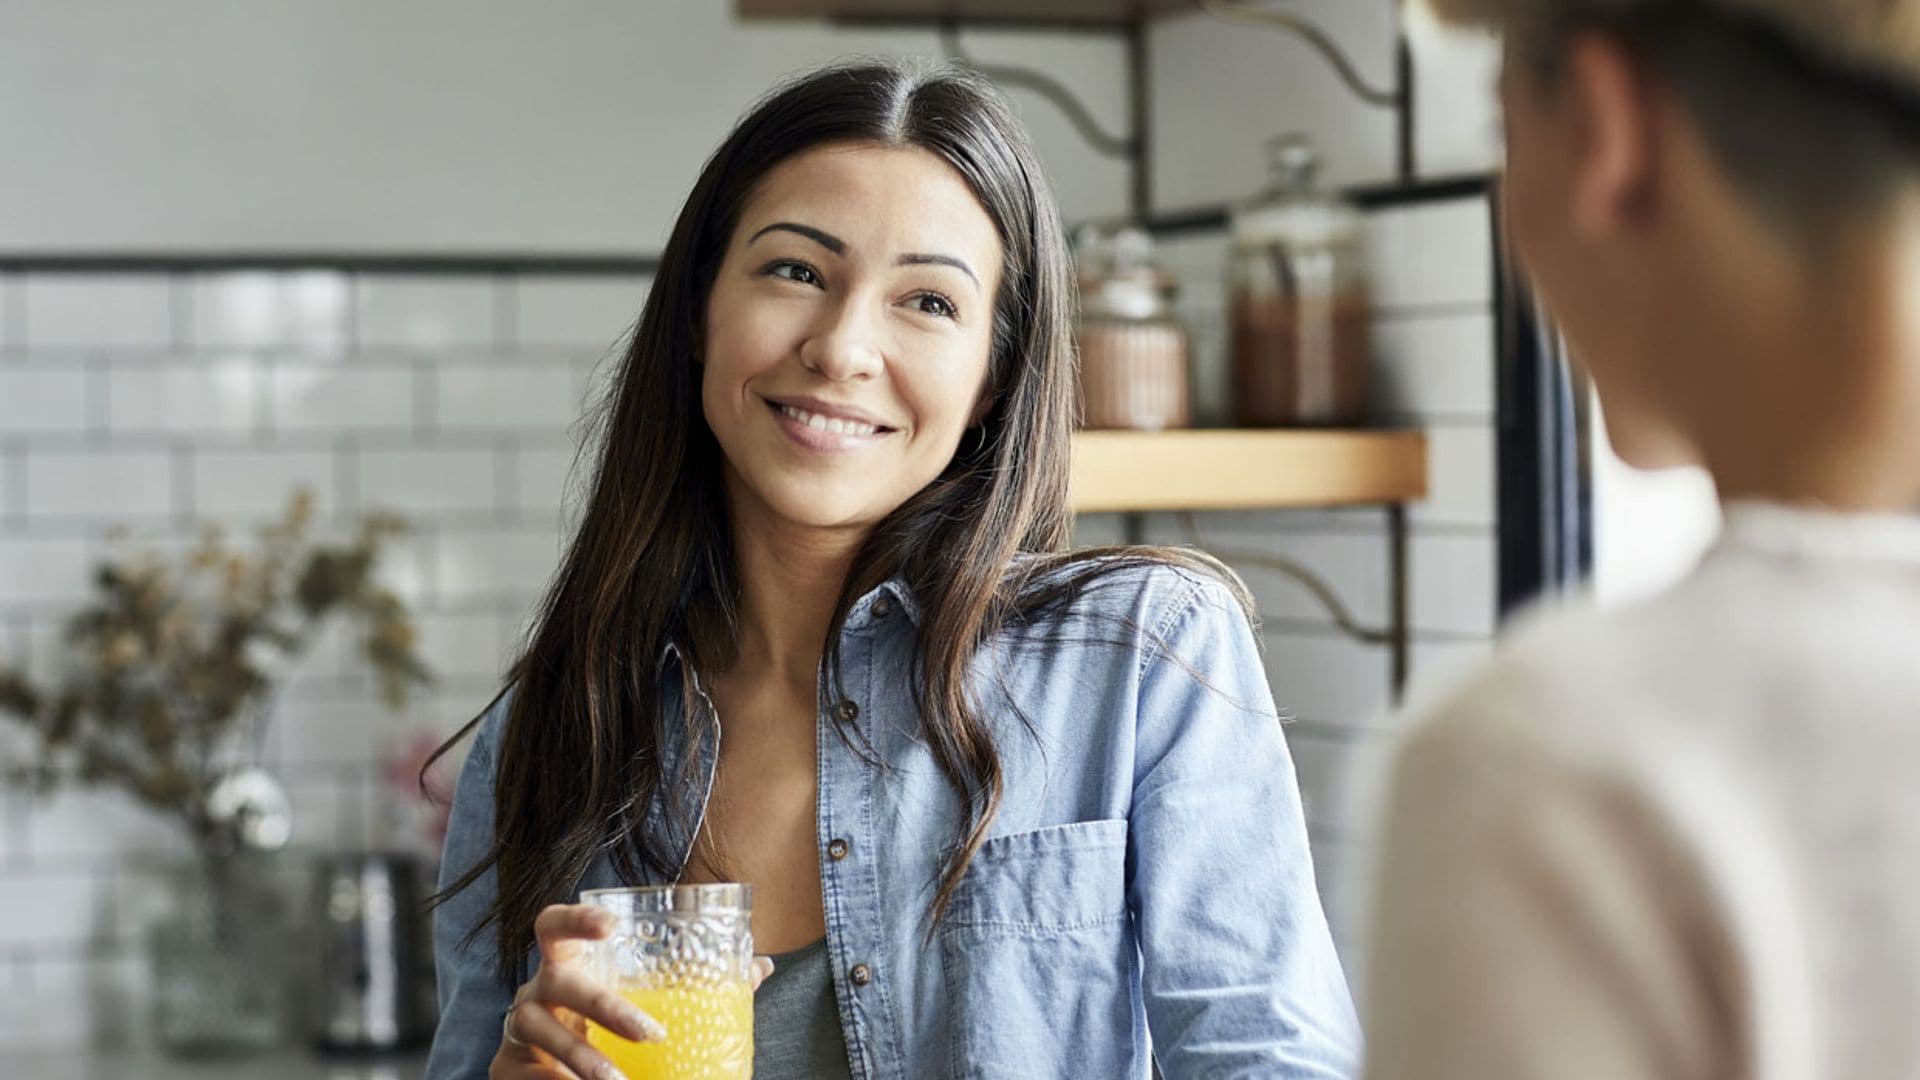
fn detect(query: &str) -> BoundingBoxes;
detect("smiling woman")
[423,60,1358,1080]
[703,146,1002,531]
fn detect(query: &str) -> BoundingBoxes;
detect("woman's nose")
[799,299,883,381]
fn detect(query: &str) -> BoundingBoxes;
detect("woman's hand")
[489,903,775,1080]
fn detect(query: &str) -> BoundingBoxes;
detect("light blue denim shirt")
[428,563,1359,1079]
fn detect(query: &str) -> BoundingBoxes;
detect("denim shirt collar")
[636,575,919,883]
[651,576,921,672]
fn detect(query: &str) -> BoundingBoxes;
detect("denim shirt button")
[828,837,850,860]
[834,699,860,723]
[850,963,873,987]
[872,596,894,619]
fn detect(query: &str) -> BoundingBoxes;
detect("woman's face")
[702,142,1005,535]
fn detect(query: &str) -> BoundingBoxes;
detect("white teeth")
[778,403,880,437]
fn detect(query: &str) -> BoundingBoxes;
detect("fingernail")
[596,1061,625,1080]
[623,1006,667,1042]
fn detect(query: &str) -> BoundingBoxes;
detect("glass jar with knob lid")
[1074,225,1191,431]
[1227,133,1372,427]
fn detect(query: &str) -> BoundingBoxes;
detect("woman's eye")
[767,260,822,287]
[913,292,959,320]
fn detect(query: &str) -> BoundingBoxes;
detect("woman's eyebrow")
[748,221,844,254]
[898,253,980,291]
[748,221,979,291]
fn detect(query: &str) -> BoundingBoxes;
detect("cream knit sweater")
[1365,502,1920,1079]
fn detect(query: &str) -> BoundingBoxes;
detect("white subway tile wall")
[0,275,20,347]
[435,362,590,430]
[24,452,175,521]
[0,271,651,1049]
[269,363,415,431]
[0,537,101,608]
[187,271,352,351]
[22,277,174,350]
[105,360,261,435]
[192,449,338,519]
[513,278,646,350]
[354,276,500,348]
[0,369,88,434]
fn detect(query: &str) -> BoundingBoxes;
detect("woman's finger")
[532,903,615,967]
[530,963,666,1044]
[509,997,632,1080]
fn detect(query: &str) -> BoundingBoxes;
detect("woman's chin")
[745,482,894,534]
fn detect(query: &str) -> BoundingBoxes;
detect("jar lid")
[1230,134,1360,249]
[1077,226,1175,320]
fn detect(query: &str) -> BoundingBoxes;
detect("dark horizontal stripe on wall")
[0,253,662,276]
[829,14,1136,34]
[1127,173,1496,240]
[0,175,1494,274]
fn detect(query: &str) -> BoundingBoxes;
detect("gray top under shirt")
[754,936,853,1080]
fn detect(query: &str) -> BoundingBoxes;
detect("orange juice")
[586,983,754,1080]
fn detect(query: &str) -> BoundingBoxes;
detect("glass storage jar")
[1075,226,1191,431]
[1227,134,1372,427]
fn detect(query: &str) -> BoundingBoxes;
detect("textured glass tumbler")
[583,884,755,1080]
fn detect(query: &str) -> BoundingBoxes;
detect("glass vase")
[148,850,289,1058]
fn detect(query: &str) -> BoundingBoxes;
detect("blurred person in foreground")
[1365,1,1920,1076]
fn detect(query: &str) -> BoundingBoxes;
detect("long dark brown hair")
[430,59,1252,984]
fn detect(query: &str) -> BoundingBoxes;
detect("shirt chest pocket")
[937,819,1139,1079]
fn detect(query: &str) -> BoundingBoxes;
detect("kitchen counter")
[0,1047,429,1079]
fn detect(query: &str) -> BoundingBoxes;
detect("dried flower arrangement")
[0,489,432,859]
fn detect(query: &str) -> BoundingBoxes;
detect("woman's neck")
[723,483,871,693]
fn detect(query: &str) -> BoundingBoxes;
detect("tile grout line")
[84,353,109,446]
[416,356,438,438]
[256,354,278,444]
[496,436,518,523]
[170,271,192,353]
[345,271,361,353]
[172,441,195,529]
[418,523,441,613]
[3,784,28,873]
[335,434,360,517]
[3,441,25,529]
[496,272,519,353]
[3,274,22,351]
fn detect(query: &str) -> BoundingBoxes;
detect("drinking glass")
[581,884,755,1080]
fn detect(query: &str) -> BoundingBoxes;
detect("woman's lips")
[765,398,895,453]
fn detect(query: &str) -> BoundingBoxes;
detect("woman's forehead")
[736,144,1004,266]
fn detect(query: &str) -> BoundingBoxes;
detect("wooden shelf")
[1069,429,1427,513]
[737,0,1196,25]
